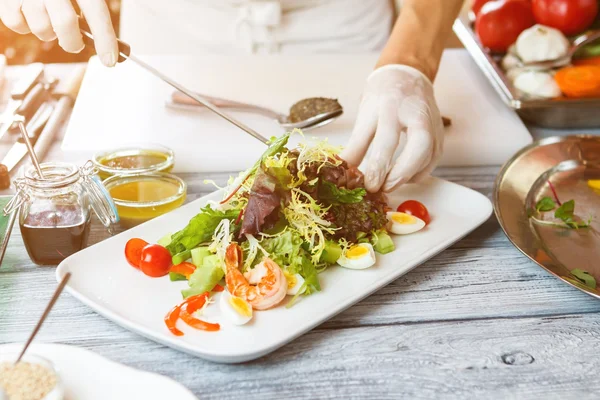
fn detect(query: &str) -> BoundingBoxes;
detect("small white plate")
[56,177,492,363]
[0,343,197,400]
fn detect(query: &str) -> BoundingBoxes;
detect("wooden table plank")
[4,310,600,399]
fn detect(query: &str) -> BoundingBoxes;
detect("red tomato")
[124,238,149,269]
[397,200,431,225]
[139,244,172,277]
[532,0,598,36]
[472,0,493,16]
[476,0,536,52]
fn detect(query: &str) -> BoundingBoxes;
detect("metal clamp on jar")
[3,161,119,265]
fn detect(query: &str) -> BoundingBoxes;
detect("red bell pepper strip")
[169,262,197,279]
[180,292,220,332]
[212,284,224,292]
[164,304,184,336]
[164,292,220,335]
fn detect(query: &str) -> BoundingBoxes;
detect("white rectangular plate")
[56,177,492,363]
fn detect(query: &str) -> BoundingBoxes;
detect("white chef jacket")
[120,0,396,55]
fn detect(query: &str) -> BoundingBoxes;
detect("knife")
[32,64,87,163]
[2,103,54,173]
[0,63,44,125]
[2,65,85,174]
[0,66,48,139]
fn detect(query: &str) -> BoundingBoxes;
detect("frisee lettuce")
[166,205,241,255]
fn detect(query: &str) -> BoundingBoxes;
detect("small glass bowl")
[0,352,65,400]
[103,172,187,228]
[92,143,175,180]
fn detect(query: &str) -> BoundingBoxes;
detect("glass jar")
[4,161,119,265]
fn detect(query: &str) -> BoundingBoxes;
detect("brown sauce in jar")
[20,204,91,265]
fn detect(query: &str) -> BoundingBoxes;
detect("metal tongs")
[79,28,270,145]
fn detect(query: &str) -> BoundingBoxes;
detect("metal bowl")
[494,135,600,299]
[453,12,600,129]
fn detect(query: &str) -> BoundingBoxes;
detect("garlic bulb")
[513,70,561,98]
[516,24,569,63]
[502,53,521,71]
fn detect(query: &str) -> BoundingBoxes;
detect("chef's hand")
[0,0,118,67]
[341,65,444,193]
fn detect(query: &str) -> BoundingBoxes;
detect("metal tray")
[494,135,600,299]
[453,12,600,129]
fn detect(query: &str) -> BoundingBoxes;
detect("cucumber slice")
[191,247,211,268]
[157,233,172,247]
[373,231,395,254]
[172,250,192,265]
[320,240,342,264]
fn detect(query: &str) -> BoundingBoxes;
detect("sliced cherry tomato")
[124,238,149,269]
[139,244,172,278]
[476,0,535,53]
[397,200,431,225]
[170,262,197,279]
[164,304,183,336]
[212,284,225,292]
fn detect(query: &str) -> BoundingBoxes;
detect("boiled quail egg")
[337,243,376,270]
[284,270,306,295]
[387,211,426,235]
[219,290,253,325]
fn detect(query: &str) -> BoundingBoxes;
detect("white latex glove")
[341,65,443,193]
[0,0,118,66]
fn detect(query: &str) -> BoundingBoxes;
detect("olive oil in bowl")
[104,173,186,228]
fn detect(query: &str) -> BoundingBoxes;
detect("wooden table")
[1,64,600,399]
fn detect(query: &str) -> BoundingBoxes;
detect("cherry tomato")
[124,238,149,269]
[476,0,535,52]
[139,244,172,277]
[397,200,431,225]
[472,0,494,16]
[532,0,598,36]
[170,262,197,279]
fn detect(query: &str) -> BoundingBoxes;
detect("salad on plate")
[122,130,430,334]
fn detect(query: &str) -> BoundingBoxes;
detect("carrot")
[573,56,600,67]
[554,65,600,98]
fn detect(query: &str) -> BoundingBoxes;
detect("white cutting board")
[63,49,532,172]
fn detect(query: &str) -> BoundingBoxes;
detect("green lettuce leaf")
[166,205,240,255]
[319,181,366,204]
[260,230,321,293]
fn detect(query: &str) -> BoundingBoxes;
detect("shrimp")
[224,243,287,310]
